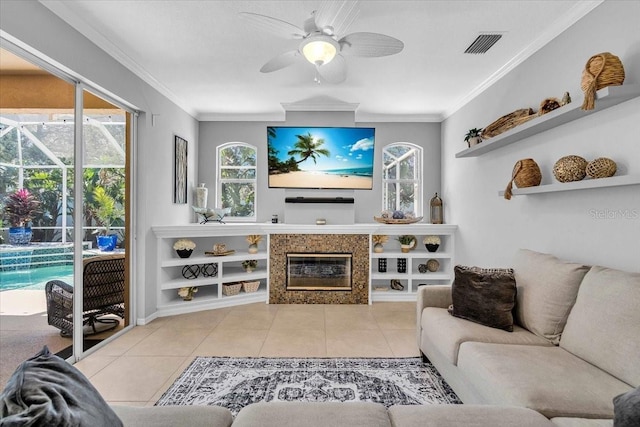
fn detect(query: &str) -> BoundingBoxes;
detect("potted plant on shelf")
[242,259,258,273]
[397,235,417,253]
[178,286,198,301]
[246,234,263,254]
[372,234,389,253]
[173,239,196,258]
[423,235,441,252]
[3,188,41,245]
[92,187,124,251]
[464,128,483,148]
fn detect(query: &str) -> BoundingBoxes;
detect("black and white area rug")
[156,357,461,415]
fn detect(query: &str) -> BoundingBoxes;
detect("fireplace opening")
[286,253,352,291]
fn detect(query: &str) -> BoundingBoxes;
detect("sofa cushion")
[451,265,517,331]
[111,405,233,427]
[514,249,590,344]
[233,402,391,427]
[560,266,640,387]
[551,419,613,427]
[613,386,640,427]
[456,342,632,419]
[421,307,551,365]
[0,346,123,427]
[388,404,555,427]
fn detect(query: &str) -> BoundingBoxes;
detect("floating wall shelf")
[456,85,640,158]
[497,174,640,197]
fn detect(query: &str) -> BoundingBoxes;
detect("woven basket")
[242,281,260,293]
[222,282,242,296]
[483,108,536,139]
[553,155,588,183]
[504,158,542,200]
[581,52,625,110]
[586,157,617,179]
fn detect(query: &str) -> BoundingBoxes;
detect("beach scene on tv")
[268,127,375,189]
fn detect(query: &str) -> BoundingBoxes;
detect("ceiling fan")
[240,0,404,84]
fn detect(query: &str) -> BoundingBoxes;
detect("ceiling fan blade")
[339,32,404,57]
[314,0,360,37]
[239,12,305,39]
[260,50,300,73]
[317,54,347,84]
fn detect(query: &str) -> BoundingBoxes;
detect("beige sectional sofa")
[417,249,640,425]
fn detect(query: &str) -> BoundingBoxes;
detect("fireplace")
[287,253,352,291]
[269,234,369,304]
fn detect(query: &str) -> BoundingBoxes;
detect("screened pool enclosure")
[0,111,126,245]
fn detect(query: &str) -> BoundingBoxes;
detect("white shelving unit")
[498,174,640,197]
[152,223,458,315]
[369,224,457,302]
[456,85,640,158]
[153,226,269,316]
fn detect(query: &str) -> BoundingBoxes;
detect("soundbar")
[284,197,355,204]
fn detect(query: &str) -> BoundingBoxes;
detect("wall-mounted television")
[267,126,375,190]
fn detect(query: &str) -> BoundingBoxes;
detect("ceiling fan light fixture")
[301,35,338,66]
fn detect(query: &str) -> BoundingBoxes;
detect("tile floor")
[75,302,419,407]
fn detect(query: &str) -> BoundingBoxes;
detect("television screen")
[267,126,375,190]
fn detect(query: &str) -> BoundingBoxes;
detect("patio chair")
[45,253,125,337]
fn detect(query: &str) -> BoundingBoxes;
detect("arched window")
[216,142,257,221]
[382,143,422,217]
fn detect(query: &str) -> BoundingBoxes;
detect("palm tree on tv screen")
[287,133,330,165]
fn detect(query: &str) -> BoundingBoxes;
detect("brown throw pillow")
[451,265,517,332]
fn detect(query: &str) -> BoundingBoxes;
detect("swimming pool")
[0,265,74,291]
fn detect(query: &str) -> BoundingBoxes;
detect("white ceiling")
[39,0,601,121]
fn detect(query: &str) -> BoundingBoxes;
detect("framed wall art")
[174,135,188,204]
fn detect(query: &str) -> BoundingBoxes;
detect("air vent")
[464,33,502,54]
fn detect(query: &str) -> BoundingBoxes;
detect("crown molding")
[442,0,604,120]
[355,112,443,123]
[197,112,285,122]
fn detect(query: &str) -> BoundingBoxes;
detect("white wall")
[441,0,640,271]
[1,1,200,319]
[198,114,440,223]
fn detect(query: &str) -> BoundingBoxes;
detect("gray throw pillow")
[614,386,640,427]
[0,346,123,427]
[451,265,517,332]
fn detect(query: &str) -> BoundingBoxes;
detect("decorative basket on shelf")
[553,155,588,183]
[586,157,617,179]
[222,282,242,296]
[581,52,625,110]
[242,281,260,293]
[373,216,422,224]
[504,158,542,200]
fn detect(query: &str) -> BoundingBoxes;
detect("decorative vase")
[397,258,407,273]
[373,243,384,253]
[467,136,482,147]
[8,227,32,245]
[176,249,193,258]
[378,258,387,273]
[178,287,197,301]
[245,267,254,273]
[248,243,258,254]
[425,244,439,252]
[195,183,208,209]
[400,244,412,253]
[97,234,117,251]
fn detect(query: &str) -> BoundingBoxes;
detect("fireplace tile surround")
[270,234,369,304]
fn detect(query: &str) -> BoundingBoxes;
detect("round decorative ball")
[426,259,440,272]
[586,157,617,179]
[553,155,588,183]
[418,264,428,273]
[392,210,405,219]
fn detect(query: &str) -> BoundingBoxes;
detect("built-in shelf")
[456,85,640,158]
[498,174,640,197]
